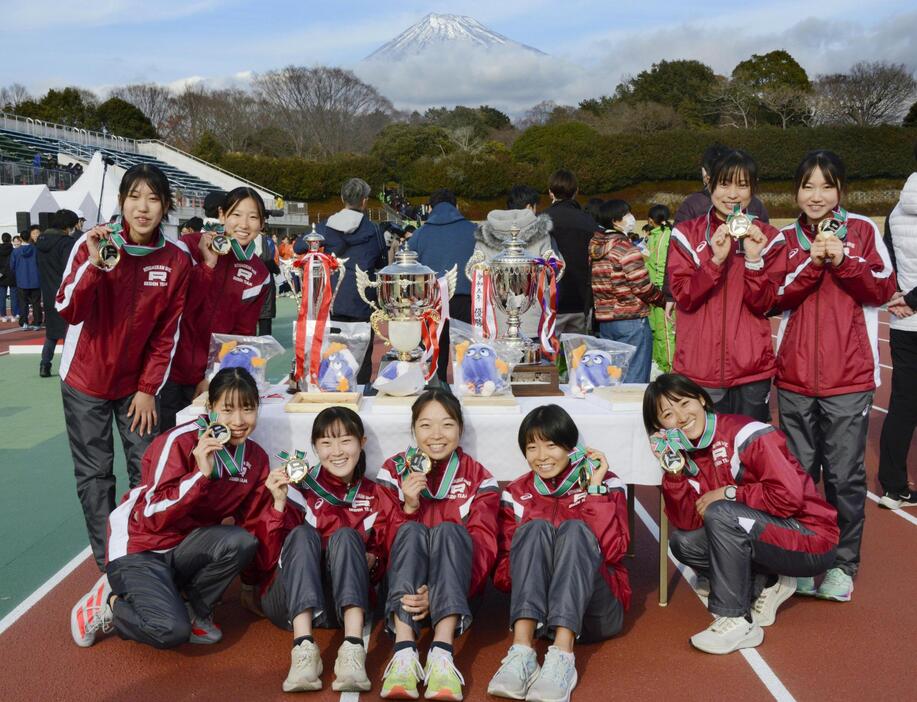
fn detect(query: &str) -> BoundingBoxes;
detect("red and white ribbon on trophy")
[534,256,563,361]
[470,266,497,339]
[293,252,340,386]
[421,276,451,381]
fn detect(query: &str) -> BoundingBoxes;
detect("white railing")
[0,112,139,153]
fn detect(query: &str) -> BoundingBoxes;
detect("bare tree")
[109,83,177,136]
[758,85,809,128]
[814,62,917,126]
[447,125,484,153]
[705,78,758,128]
[516,100,558,129]
[1,83,31,110]
[581,100,685,133]
[253,66,394,157]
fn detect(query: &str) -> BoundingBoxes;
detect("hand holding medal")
[265,468,290,511]
[276,449,309,484]
[87,223,120,270]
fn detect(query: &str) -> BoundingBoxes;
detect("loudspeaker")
[16,211,30,233]
[38,211,53,231]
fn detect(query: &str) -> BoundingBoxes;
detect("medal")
[195,412,245,478]
[393,447,459,500]
[98,239,121,269]
[659,446,686,475]
[207,421,231,445]
[407,450,433,475]
[726,206,752,239]
[276,450,309,483]
[211,234,232,256]
[817,217,842,239]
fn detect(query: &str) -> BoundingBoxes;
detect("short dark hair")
[183,216,203,231]
[701,143,730,175]
[203,191,226,218]
[52,209,79,230]
[709,149,759,196]
[429,188,456,208]
[548,169,578,200]
[506,185,539,210]
[793,150,846,197]
[29,224,41,233]
[222,187,267,224]
[518,404,579,453]
[208,367,260,410]
[648,204,672,228]
[584,197,604,221]
[1,233,10,244]
[311,406,367,480]
[596,199,630,229]
[119,164,174,212]
[21,229,34,242]
[411,387,464,435]
[642,373,714,435]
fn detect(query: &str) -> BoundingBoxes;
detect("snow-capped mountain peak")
[365,13,545,61]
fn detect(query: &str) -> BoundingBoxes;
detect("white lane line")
[339,619,373,702]
[866,492,917,527]
[633,500,796,702]
[0,546,91,636]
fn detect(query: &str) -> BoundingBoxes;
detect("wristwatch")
[724,485,737,501]
[587,484,608,495]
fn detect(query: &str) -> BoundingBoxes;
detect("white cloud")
[0,0,222,31]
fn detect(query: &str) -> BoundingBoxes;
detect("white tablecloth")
[177,385,661,486]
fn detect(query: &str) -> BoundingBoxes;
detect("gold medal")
[659,447,686,475]
[284,458,309,483]
[211,234,232,256]
[98,241,120,269]
[207,422,231,445]
[727,211,752,239]
[817,217,842,239]
[408,450,433,474]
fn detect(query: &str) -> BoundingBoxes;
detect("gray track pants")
[61,380,158,570]
[260,525,371,630]
[106,525,257,649]
[703,379,772,423]
[777,388,871,576]
[385,521,473,637]
[669,501,837,617]
[509,519,623,643]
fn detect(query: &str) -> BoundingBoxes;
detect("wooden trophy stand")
[511,362,563,397]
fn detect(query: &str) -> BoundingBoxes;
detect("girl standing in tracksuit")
[56,164,192,571]
[488,405,630,702]
[774,151,896,601]
[374,388,500,702]
[645,373,839,655]
[160,187,273,430]
[69,368,288,650]
[667,150,785,422]
[645,204,676,372]
[254,407,401,694]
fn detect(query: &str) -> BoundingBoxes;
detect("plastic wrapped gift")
[561,334,636,398]
[307,322,370,393]
[373,359,427,396]
[207,334,285,392]
[450,320,522,398]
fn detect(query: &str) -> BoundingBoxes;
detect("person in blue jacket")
[294,178,386,384]
[11,226,43,329]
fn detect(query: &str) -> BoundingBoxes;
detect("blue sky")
[1,0,915,112]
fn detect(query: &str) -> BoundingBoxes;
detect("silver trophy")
[465,226,563,364]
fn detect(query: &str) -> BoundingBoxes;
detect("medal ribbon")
[794,206,848,251]
[300,465,361,507]
[195,411,245,478]
[533,256,563,361]
[393,448,461,500]
[649,410,717,477]
[470,267,497,339]
[532,444,598,497]
[230,238,257,261]
[704,206,757,243]
[109,223,165,256]
[292,252,339,384]
[420,276,450,381]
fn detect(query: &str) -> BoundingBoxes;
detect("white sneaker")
[423,646,465,701]
[487,644,539,699]
[751,575,797,627]
[333,640,371,692]
[525,646,577,702]
[283,639,323,692]
[70,574,113,647]
[690,616,763,654]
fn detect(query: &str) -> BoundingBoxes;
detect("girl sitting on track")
[70,368,287,650]
[160,187,273,430]
[667,149,784,422]
[56,163,192,571]
[773,151,896,601]
[374,388,500,701]
[488,405,630,702]
[252,407,401,694]
[644,373,839,655]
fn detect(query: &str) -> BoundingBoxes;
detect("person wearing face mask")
[589,199,663,383]
[667,150,785,422]
[644,373,838,655]
[159,187,273,431]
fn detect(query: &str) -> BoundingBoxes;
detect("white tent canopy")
[52,189,96,221]
[0,184,59,232]
[60,151,124,225]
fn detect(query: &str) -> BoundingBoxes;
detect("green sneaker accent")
[424,649,465,701]
[795,576,817,597]
[816,568,853,602]
[381,649,425,699]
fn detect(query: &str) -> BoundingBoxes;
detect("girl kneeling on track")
[374,388,500,701]
[774,151,896,601]
[644,373,839,655]
[252,407,401,694]
[70,368,288,650]
[488,405,630,702]
[160,187,273,430]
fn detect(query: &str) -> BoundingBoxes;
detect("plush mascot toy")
[454,341,508,396]
[316,342,359,392]
[569,344,622,396]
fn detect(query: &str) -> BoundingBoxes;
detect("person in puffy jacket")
[0,232,15,321]
[644,373,839,656]
[35,209,78,376]
[11,226,42,329]
[774,150,896,601]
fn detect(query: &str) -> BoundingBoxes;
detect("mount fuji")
[365,13,546,62]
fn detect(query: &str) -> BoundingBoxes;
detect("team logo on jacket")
[227,460,252,483]
[143,265,171,287]
[712,443,730,467]
[696,241,708,253]
[789,248,799,258]
[570,492,588,507]
[447,479,469,499]
[233,266,255,285]
[519,493,533,501]
[349,495,372,512]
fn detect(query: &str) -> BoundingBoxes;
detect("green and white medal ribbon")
[195,412,245,478]
[296,463,362,507]
[230,238,257,261]
[109,222,165,256]
[533,444,598,497]
[794,207,848,251]
[650,411,717,477]
[704,206,757,243]
[394,447,461,501]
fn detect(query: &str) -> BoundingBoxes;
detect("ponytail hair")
[648,203,672,231]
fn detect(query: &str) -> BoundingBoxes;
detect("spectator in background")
[584,197,604,221]
[675,144,770,225]
[74,211,86,235]
[295,178,386,385]
[11,227,42,330]
[0,232,14,322]
[474,184,558,340]
[645,204,675,372]
[590,200,663,383]
[258,228,280,336]
[179,217,203,235]
[36,209,79,377]
[409,189,476,381]
[545,169,597,334]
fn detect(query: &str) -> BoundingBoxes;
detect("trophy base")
[285,391,362,413]
[460,393,521,413]
[511,362,563,397]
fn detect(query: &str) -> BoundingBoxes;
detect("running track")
[0,315,914,702]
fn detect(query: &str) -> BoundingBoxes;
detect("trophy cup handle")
[331,256,349,307]
[444,265,458,300]
[464,247,488,281]
[541,248,566,283]
[369,309,391,347]
[354,265,379,311]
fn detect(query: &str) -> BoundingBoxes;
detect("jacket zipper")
[720,256,728,385]
[814,285,819,394]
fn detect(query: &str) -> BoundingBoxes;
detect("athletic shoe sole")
[816,588,853,602]
[879,495,917,510]
[690,626,764,655]
[380,685,420,699]
[332,678,372,692]
[524,669,578,702]
[282,679,322,692]
[487,682,529,700]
